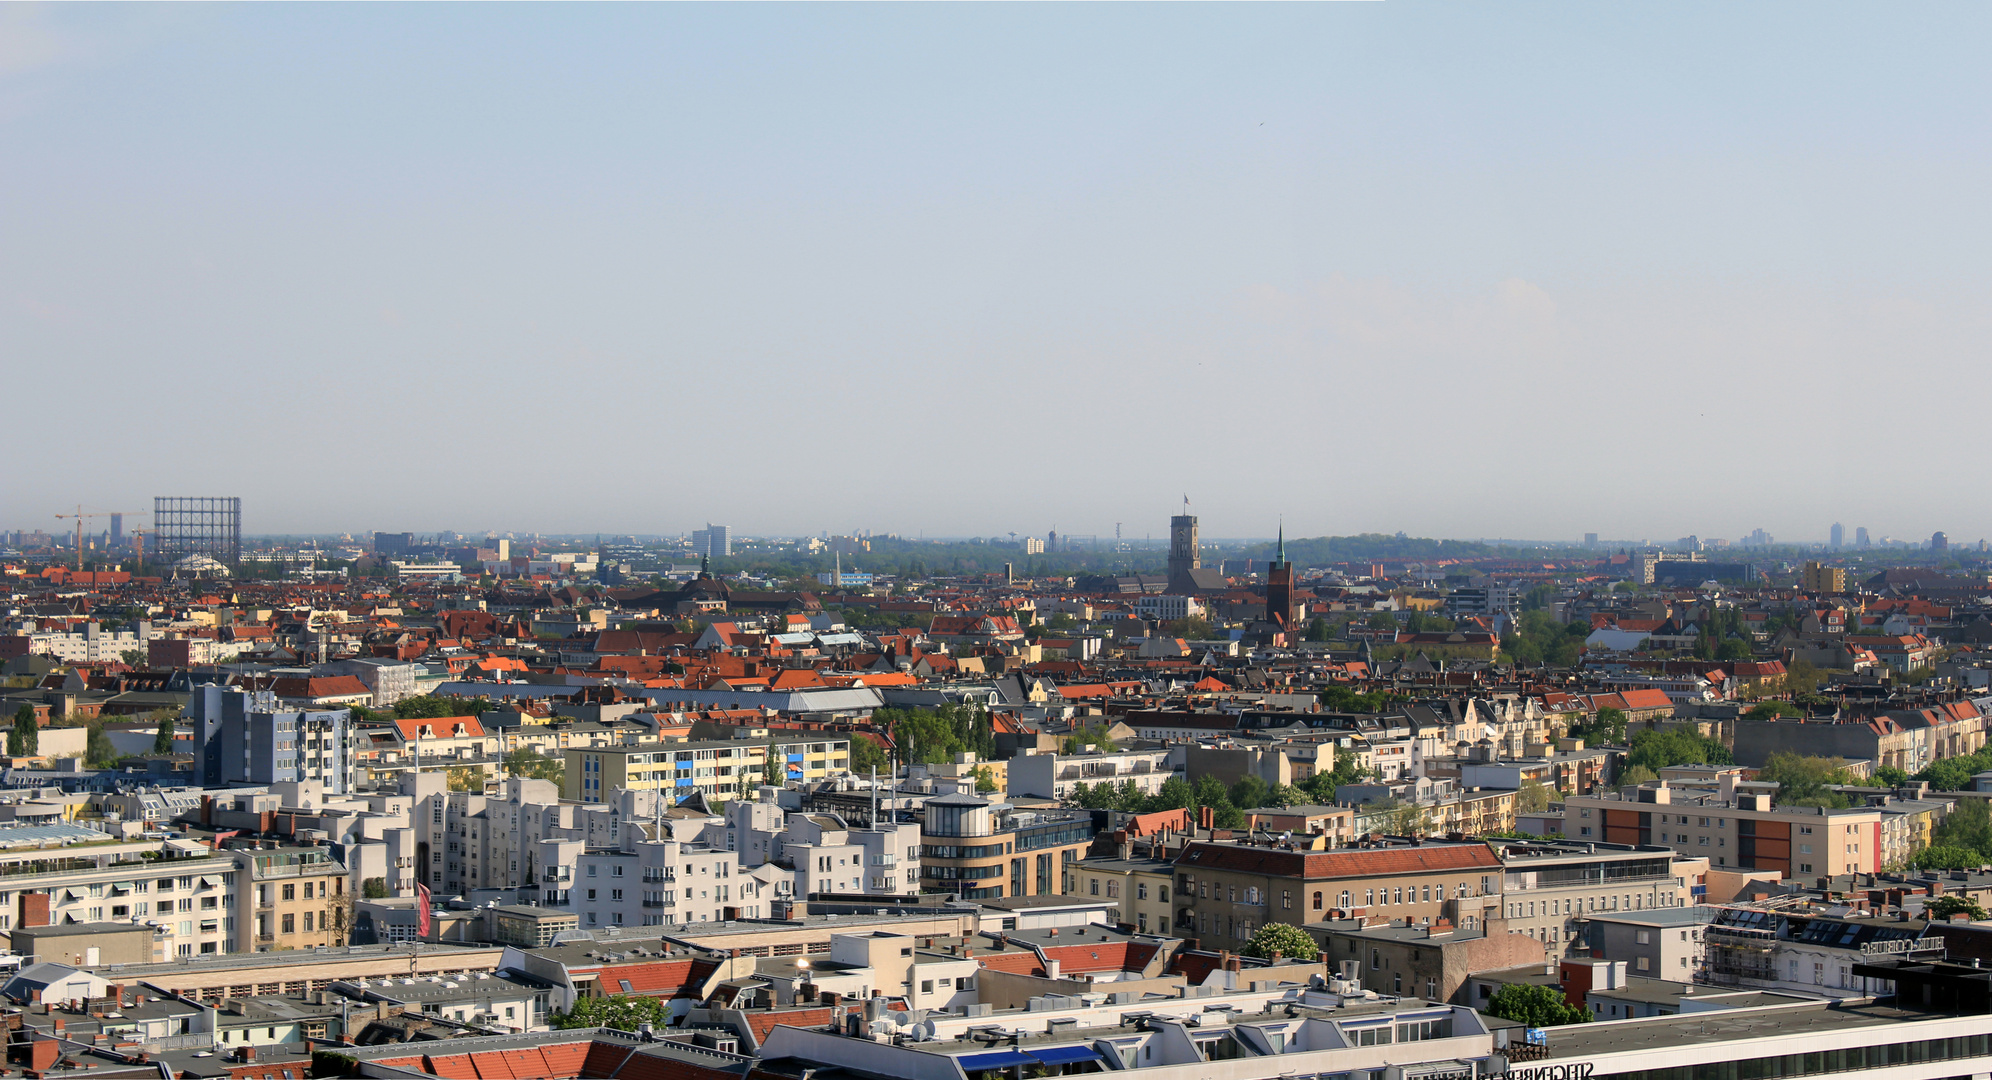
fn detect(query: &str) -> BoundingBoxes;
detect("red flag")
[417,883,432,940]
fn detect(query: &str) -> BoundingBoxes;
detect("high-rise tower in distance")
[1830,522,1844,549]
[1168,500,1199,581]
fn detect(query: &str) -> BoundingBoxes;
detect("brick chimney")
[18,893,48,930]
[239,1046,256,1063]
[29,1037,58,1072]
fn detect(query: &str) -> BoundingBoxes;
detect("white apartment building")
[570,835,787,932]
[1006,748,1182,802]
[0,830,238,960]
[316,658,420,707]
[4,621,152,664]
[706,787,920,898]
[1134,595,1205,621]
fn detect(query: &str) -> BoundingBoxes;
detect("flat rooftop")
[1542,1000,1933,1059]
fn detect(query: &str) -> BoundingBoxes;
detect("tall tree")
[153,712,177,755]
[9,706,37,759]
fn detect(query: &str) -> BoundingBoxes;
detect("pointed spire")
[1277,519,1286,565]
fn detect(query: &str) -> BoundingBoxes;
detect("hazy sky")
[6,4,1991,545]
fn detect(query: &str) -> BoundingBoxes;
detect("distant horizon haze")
[6,5,1990,541]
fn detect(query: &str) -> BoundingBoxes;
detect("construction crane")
[52,506,137,571]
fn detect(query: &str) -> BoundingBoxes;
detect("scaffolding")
[152,496,241,572]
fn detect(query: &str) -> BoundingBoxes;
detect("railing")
[143,1034,217,1053]
[641,900,674,909]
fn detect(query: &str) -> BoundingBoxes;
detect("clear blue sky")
[6,4,1989,545]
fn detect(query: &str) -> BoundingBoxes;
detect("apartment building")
[0,833,238,960]
[1066,852,1175,935]
[1486,839,1700,958]
[412,774,585,894]
[563,736,851,805]
[1584,906,1713,980]
[705,787,919,898]
[918,794,1091,901]
[0,621,152,664]
[1174,837,1506,950]
[1005,747,1180,801]
[234,844,347,953]
[1563,776,1887,875]
[189,685,359,794]
[570,835,785,932]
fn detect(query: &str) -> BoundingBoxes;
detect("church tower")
[1266,522,1297,630]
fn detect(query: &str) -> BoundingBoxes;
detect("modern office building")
[918,794,1092,901]
[692,523,731,559]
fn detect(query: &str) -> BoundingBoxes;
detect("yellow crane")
[51,506,138,571]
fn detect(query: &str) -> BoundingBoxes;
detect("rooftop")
[1541,999,1932,1059]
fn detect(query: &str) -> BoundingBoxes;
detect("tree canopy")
[1757,752,1854,809]
[876,705,994,765]
[503,747,564,785]
[1242,922,1318,961]
[1925,894,1989,922]
[550,994,671,1030]
[1913,800,1992,868]
[1485,983,1591,1027]
[9,705,37,759]
[1501,609,1590,667]
[1625,729,1732,773]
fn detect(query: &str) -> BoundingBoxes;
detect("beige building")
[1066,853,1175,935]
[235,844,349,953]
[919,794,1092,901]
[1563,776,1887,876]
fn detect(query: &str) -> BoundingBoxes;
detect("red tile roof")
[394,715,487,740]
[742,1007,833,1046]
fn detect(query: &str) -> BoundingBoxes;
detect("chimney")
[239,1046,256,1063]
[18,893,47,930]
[29,1038,57,1072]
[1199,806,1214,830]
[108,985,124,1008]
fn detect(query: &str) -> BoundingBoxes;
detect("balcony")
[641,899,675,909]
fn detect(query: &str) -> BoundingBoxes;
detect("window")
[282,884,295,901]
[281,913,294,934]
